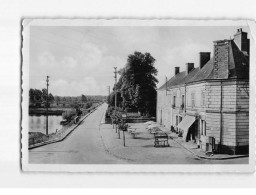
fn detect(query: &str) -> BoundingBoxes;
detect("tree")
[34,89,43,102]
[81,94,87,103]
[120,52,158,116]
[62,110,76,121]
[55,96,61,105]
[41,88,47,102]
[29,89,35,104]
[48,93,54,103]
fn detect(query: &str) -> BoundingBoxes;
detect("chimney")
[213,40,230,79]
[234,28,250,55]
[199,52,211,69]
[186,63,194,75]
[175,67,180,75]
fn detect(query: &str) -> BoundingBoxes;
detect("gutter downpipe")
[219,80,223,153]
[185,83,187,114]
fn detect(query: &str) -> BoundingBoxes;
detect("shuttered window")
[191,92,195,107]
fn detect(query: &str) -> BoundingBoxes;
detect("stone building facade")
[157,29,249,155]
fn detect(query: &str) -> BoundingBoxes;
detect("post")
[123,130,125,147]
[46,76,49,135]
[108,85,110,97]
[107,85,110,104]
[165,76,167,96]
[115,121,117,133]
[118,126,120,139]
[114,67,117,115]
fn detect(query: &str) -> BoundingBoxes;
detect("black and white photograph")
[21,19,255,172]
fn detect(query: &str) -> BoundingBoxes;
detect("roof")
[158,40,249,91]
[158,67,199,90]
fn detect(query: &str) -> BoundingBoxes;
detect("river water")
[29,115,64,134]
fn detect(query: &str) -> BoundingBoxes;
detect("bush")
[62,109,76,121]
[84,102,93,109]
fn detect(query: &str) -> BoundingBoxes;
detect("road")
[29,103,126,164]
[29,103,248,164]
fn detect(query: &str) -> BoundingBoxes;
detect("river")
[29,115,64,134]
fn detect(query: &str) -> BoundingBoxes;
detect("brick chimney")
[175,67,180,75]
[234,28,250,55]
[186,63,194,75]
[213,40,230,79]
[199,52,211,69]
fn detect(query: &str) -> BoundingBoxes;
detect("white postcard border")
[22,19,256,172]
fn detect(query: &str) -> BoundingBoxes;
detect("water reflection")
[29,115,63,134]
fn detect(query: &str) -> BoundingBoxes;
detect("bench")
[128,128,140,138]
[149,127,162,134]
[154,132,169,147]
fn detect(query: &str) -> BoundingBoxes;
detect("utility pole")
[46,76,49,136]
[107,85,110,97]
[114,67,118,134]
[107,85,110,103]
[114,67,117,115]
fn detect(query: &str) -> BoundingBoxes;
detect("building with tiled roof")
[157,28,249,155]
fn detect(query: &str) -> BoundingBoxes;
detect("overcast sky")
[29,25,249,96]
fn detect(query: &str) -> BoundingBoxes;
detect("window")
[200,120,206,136]
[176,115,179,125]
[172,96,176,108]
[181,95,185,109]
[201,90,205,106]
[191,92,195,107]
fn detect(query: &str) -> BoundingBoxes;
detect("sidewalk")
[159,126,249,160]
[99,122,248,163]
[99,123,202,164]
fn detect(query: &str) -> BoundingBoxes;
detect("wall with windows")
[157,90,173,129]
[186,82,207,112]
[157,79,249,154]
[204,80,249,154]
[157,86,186,130]
[236,80,249,150]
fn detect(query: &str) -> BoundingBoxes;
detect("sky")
[29,25,249,96]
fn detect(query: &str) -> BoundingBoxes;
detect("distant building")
[157,29,249,155]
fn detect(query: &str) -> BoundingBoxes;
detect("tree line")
[29,88,54,107]
[108,51,158,117]
[29,88,106,108]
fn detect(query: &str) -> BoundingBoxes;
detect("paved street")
[29,103,248,164]
[29,103,126,164]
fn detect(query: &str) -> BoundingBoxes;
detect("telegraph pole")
[114,67,117,115]
[46,76,49,135]
[114,67,118,133]
[108,85,110,97]
[107,85,110,103]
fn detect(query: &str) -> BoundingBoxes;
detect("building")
[157,29,250,155]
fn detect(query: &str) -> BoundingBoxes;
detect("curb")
[170,136,248,160]
[29,105,101,150]
[100,106,107,124]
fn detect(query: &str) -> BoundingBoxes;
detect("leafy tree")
[81,94,87,103]
[55,96,61,104]
[62,110,76,121]
[29,89,35,103]
[34,89,43,102]
[41,88,47,102]
[48,93,54,103]
[120,51,158,116]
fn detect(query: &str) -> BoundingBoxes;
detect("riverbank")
[29,104,102,149]
[29,107,72,115]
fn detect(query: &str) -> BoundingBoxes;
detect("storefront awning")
[177,115,195,141]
